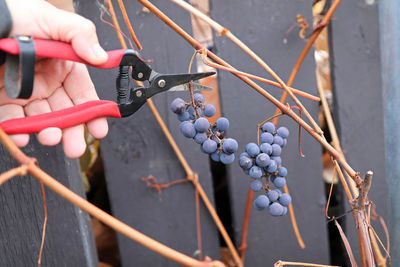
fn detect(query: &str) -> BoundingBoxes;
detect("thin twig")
[0,165,28,185]
[37,182,47,267]
[199,52,320,102]
[275,260,341,267]
[283,185,305,249]
[117,0,143,50]
[325,164,336,219]
[273,0,342,122]
[334,220,359,267]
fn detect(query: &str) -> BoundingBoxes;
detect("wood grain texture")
[0,137,98,266]
[210,0,328,265]
[76,0,221,265]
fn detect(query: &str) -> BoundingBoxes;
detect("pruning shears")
[0,37,215,135]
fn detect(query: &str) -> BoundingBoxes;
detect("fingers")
[24,99,62,146]
[47,87,86,158]
[0,104,29,147]
[41,2,108,65]
[6,0,108,65]
[63,63,108,140]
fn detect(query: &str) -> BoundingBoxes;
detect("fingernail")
[92,44,108,61]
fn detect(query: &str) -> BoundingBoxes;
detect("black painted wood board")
[0,138,98,266]
[210,0,329,265]
[76,1,221,266]
[329,0,388,262]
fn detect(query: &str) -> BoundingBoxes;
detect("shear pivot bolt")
[136,90,143,97]
[158,79,166,88]
[137,72,143,79]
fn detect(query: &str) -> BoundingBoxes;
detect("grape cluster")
[171,93,238,164]
[238,122,292,216]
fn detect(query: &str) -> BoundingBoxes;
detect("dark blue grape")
[261,122,275,133]
[255,153,271,168]
[223,138,238,154]
[278,167,287,177]
[270,175,276,183]
[279,193,292,207]
[267,189,280,202]
[273,177,286,188]
[180,121,196,138]
[277,126,289,138]
[194,117,210,132]
[211,135,220,145]
[267,160,277,173]
[194,132,208,144]
[249,166,263,178]
[246,143,260,157]
[254,195,270,210]
[194,93,205,104]
[260,143,272,155]
[239,156,253,170]
[253,200,264,211]
[240,152,250,159]
[203,104,216,117]
[220,153,235,164]
[273,135,284,147]
[188,106,196,120]
[260,132,274,144]
[210,151,220,162]
[202,139,217,154]
[271,156,282,166]
[250,180,263,192]
[243,169,250,175]
[171,98,185,114]
[271,144,282,156]
[216,117,229,131]
[281,206,288,216]
[177,111,190,122]
[269,203,284,216]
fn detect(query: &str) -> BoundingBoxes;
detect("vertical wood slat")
[329,0,388,263]
[379,0,400,263]
[210,0,328,265]
[0,138,98,266]
[77,0,221,265]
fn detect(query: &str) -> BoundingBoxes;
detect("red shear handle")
[0,100,121,135]
[0,38,126,69]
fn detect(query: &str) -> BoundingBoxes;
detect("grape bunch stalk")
[171,93,238,164]
[239,122,292,216]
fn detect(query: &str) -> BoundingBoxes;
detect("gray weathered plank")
[0,138,97,266]
[330,0,388,262]
[379,0,400,263]
[210,0,329,265]
[77,0,221,265]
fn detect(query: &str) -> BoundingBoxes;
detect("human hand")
[0,0,109,158]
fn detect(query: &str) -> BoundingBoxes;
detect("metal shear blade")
[168,83,213,92]
[146,71,215,98]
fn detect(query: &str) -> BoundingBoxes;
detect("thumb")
[7,0,108,65]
